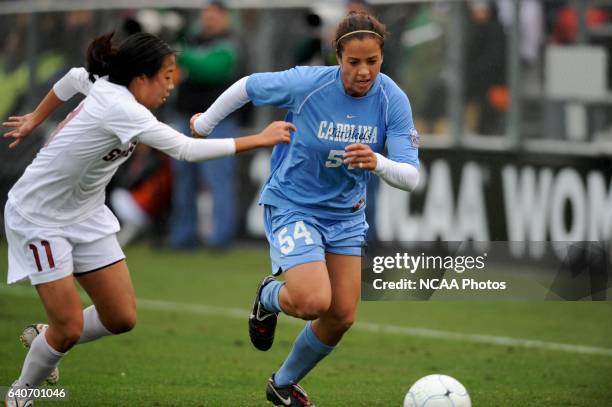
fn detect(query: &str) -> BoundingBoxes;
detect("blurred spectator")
[293,11,324,66]
[496,0,543,139]
[465,0,507,134]
[61,11,97,66]
[135,8,185,44]
[170,1,242,249]
[421,1,507,135]
[496,0,543,67]
[346,0,371,14]
[296,1,374,67]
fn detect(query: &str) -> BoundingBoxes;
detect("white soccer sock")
[16,331,64,388]
[79,305,112,343]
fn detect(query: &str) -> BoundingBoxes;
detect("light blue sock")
[260,280,284,314]
[274,321,335,386]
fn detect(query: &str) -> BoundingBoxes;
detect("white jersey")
[8,68,158,226]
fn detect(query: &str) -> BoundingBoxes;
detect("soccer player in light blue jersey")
[192,11,420,406]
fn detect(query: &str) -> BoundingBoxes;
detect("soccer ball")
[403,374,471,407]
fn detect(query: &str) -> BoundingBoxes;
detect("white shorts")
[5,201,125,285]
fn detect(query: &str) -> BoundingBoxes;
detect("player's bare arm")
[3,90,64,148]
[234,121,295,153]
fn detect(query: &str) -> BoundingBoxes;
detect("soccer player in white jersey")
[191,12,420,406]
[2,32,294,406]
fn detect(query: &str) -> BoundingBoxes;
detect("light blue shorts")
[264,205,367,275]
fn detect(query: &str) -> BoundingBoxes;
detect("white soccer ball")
[403,374,471,407]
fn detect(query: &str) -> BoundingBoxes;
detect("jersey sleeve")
[53,67,93,100]
[385,88,420,168]
[246,67,312,111]
[104,100,159,144]
[139,122,235,161]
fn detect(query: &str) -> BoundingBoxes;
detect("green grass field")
[1,244,611,406]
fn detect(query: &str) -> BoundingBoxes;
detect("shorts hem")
[277,254,326,274]
[76,257,126,276]
[29,269,74,286]
[325,247,363,257]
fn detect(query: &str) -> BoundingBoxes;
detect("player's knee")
[57,320,84,347]
[293,295,331,320]
[106,311,137,334]
[323,311,355,334]
[333,314,355,333]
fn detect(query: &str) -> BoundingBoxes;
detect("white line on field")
[2,285,612,357]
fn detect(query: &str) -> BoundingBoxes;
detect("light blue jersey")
[247,65,419,220]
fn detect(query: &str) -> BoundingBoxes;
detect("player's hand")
[3,113,36,149]
[343,143,377,170]
[190,113,207,138]
[257,121,295,147]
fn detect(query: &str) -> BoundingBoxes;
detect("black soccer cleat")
[249,275,279,351]
[266,375,316,407]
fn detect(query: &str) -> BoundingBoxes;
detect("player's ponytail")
[86,32,118,83]
[86,32,174,86]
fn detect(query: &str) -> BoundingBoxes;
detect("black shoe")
[266,375,316,407]
[249,275,279,351]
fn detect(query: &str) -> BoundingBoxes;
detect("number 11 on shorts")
[278,221,314,255]
[28,240,55,272]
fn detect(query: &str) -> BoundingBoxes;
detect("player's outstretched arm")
[191,76,251,137]
[234,121,294,153]
[2,90,63,148]
[139,121,294,162]
[3,67,92,148]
